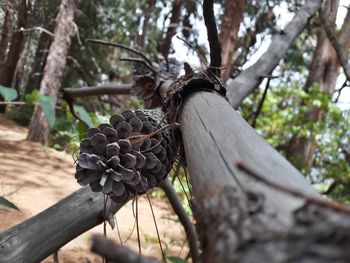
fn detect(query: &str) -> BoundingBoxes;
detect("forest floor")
[0,114,188,262]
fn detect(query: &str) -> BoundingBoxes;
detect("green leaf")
[167,256,188,263]
[73,105,94,127]
[0,85,18,101]
[0,196,19,210]
[39,95,55,127]
[25,89,40,104]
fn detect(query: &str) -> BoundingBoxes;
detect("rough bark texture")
[0,0,27,87]
[226,0,324,108]
[160,0,183,58]
[25,31,53,94]
[286,1,350,170]
[27,0,76,145]
[219,0,246,81]
[0,5,12,64]
[0,187,129,263]
[180,90,350,262]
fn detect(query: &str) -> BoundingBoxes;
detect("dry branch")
[91,235,159,263]
[203,0,222,76]
[226,0,324,107]
[0,187,130,263]
[161,179,199,263]
[63,84,132,98]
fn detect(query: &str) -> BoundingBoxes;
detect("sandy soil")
[0,114,188,262]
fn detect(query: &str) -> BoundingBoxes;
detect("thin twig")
[176,35,208,67]
[119,57,157,74]
[145,192,167,262]
[86,38,154,70]
[252,75,272,128]
[161,179,199,263]
[135,195,141,255]
[203,0,222,76]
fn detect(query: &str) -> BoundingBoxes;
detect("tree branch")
[319,9,350,82]
[0,187,131,262]
[63,84,132,98]
[226,0,324,108]
[203,0,222,76]
[161,179,199,263]
[91,235,159,263]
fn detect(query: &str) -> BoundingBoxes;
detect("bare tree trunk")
[219,0,246,82]
[286,1,350,171]
[24,31,53,94]
[160,0,183,59]
[137,0,156,48]
[0,0,28,87]
[27,0,76,145]
[0,4,13,64]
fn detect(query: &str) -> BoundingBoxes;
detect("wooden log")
[0,187,129,263]
[179,91,345,262]
[63,84,132,98]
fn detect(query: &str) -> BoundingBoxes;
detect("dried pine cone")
[75,108,175,203]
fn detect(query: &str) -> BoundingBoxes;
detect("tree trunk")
[0,5,13,64]
[226,0,324,108]
[160,0,183,59]
[286,1,350,171]
[0,0,27,87]
[27,0,76,145]
[24,31,53,94]
[219,0,246,82]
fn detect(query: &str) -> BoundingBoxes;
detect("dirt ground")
[0,114,188,262]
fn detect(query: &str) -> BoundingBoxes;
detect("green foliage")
[0,197,19,210]
[0,85,18,101]
[73,105,94,128]
[241,83,350,200]
[167,256,188,263]
[39,95,56,127]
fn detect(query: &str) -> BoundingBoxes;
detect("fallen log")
[0,187,129,263]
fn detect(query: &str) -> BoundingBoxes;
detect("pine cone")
[75,108,175,203]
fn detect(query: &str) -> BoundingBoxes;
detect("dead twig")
[252,74,273,128]
[91,235,159,263]
[161,179,199,263]
[119,57,157,74]
[86,39,155,71]
[203,0,222,76]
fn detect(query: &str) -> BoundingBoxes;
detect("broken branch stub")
[75,108,177,202]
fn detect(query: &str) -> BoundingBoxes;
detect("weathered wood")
[0,187,129,263]
[63,84,132,98]
[180,91,340,262]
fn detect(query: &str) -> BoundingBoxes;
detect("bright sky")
[171,1,350,110]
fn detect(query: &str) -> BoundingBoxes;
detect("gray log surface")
[180,91,336,262]
[0,187,128,263]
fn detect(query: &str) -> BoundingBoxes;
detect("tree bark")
[180,90,350,262]
[219,0,246,82]
[25,31,53,94]
[27,0,76,145]
[160,0,183,59]
[226,0,324,108]
[0,5,13,64]
[0,187,130,263]
[286,1,350,171]
[0,0,28,87]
